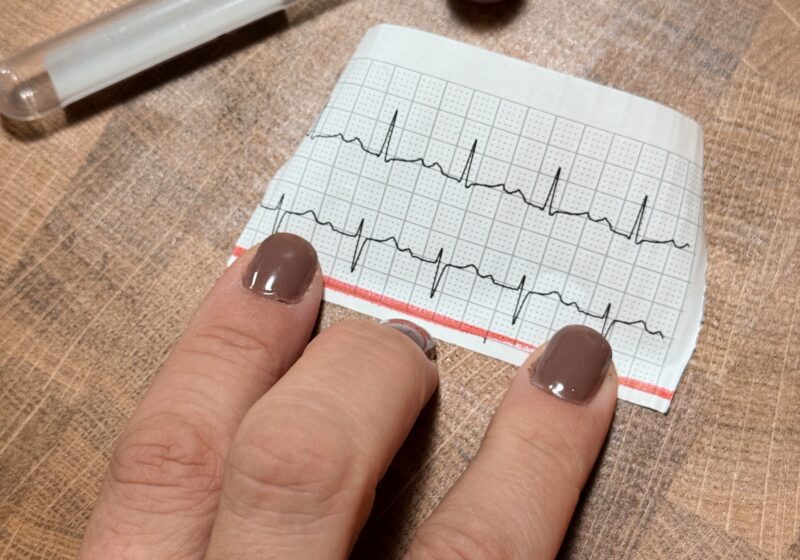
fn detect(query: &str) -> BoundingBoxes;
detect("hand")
[79,233,617,559]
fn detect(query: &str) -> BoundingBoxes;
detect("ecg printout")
[231,25,706,412]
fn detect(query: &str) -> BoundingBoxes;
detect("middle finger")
[205,319,438,559]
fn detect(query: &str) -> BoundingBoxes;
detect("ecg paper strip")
[231,25,706,412]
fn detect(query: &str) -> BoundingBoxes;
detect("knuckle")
[411,518,512,560]
[317,319,382,349]
[182,321,282,375]
[225,419,362,520]
[110,413,224,509]
[490,426,586,498]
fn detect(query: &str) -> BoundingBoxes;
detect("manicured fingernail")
[529,325,612,404]
[243,233,318,303]
[381,319,437,359]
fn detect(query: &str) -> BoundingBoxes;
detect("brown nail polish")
[381,319,437,359]
[243,233,318,303]
[529,325,612,404]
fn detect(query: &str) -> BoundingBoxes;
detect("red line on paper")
[617,377,673,400]
[322,275,537,353]
[231,246,673,401]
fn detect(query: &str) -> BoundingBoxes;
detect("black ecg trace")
[310,109,690,250]
[262,195,667,339]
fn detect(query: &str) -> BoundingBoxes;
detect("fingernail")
[529,325,612,404]
[381,319,437,360]
[243,233,318,303]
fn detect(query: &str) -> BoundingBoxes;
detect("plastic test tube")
[0,0,295,121]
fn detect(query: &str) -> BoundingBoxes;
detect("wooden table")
[2,0,799,558]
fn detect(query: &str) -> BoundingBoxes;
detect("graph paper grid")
[232,26,705,412]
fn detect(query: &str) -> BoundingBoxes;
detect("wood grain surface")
[1,0,799,558]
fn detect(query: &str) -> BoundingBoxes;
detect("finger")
[205,318,438,559]
[80,234,322,560]
[406,325,617,560]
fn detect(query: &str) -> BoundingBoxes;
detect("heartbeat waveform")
[263,195,666,339]
[309,110,690,250]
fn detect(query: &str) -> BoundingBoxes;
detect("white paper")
[231,25,706,412]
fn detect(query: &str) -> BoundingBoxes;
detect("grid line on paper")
[244,56,703,397]
[315,97,699,265]
[484,103,528,348]
[340,62,702,251]
[644,154,691,391]
[628,142,671,388]
[611,141,649,375]
[345,80,700,203]
[346,59,703,171]
[329,77,699,234]
[445,88,499,338]
[271,140,689,322]
[344,63,399,295]
[575,123,617,338]
[374,67,426,307]
[424,80,474,329]
[308,105,700,281]
[397,74,453,318]
[318,72,365,276]
[524,103,567,341]
[389,78,474,328]
[327,85,700,228]
[503,103,560,344]
[276,166,694,291]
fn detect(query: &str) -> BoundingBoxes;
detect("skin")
[79,243,618,560]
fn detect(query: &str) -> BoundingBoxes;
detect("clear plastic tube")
[0,0,292,121]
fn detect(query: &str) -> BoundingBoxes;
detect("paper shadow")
[556,403,624,558]
[350,389,440,558]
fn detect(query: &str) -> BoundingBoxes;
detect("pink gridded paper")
[230,25,706,412]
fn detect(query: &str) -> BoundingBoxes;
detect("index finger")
[80,234,322,560]
[407,325,617,559]
[205,319,439,559]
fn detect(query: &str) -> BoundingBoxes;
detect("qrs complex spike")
[310,109,690,250]
[263,195,666,339]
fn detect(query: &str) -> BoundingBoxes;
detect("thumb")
[406,325,617,559]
